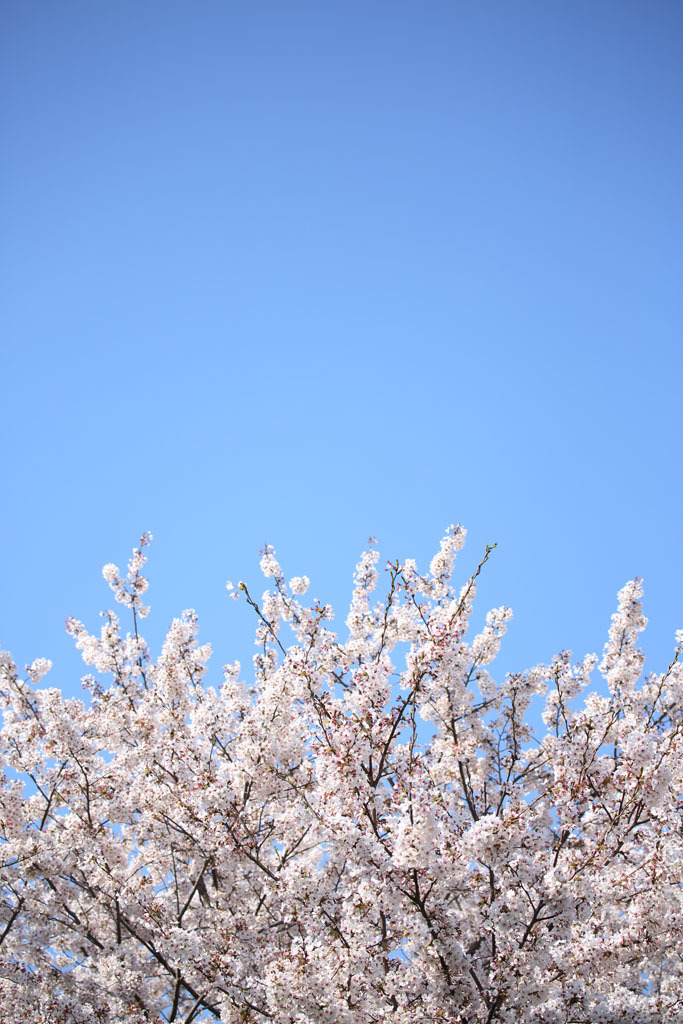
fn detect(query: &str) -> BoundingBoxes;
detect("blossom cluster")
[1,528,682,1023]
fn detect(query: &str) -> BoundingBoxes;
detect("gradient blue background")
[2,1,682,698]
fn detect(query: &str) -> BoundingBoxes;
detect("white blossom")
[289,575,310,595]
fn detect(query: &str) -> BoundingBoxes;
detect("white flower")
[289,576,310,595]
[260,550,281,578]
[28,658,52,683]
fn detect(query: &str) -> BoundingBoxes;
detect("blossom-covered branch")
[1,527,682,1023]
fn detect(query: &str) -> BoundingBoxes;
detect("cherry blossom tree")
[1,527,682,1023]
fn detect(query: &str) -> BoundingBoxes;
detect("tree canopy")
[1,529,682,1023]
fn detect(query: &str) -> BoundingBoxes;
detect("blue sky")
[2,1,682,700]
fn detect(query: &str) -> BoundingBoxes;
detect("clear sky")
[2,1,682,699]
